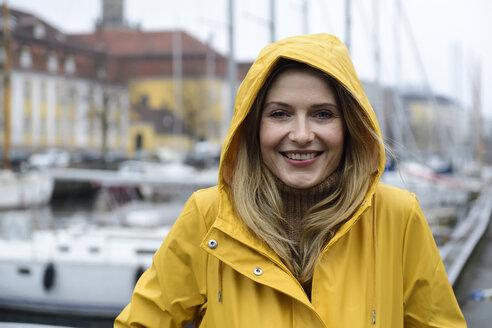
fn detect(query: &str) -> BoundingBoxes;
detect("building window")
[97,67,107,80]
[23,79,31,101]
[65,55,76,75]
[40,117,46,137]
[40,81,46,103]
[65,116,73,139]
[140,94,148,107]
[20,46,32,68]
[55,33,66,42]
[23,116,31,134]
[135,134,143,150]
[0,46,5,64]
[47,52,58,73]
[68,87,76,105]
[34,23,46,39]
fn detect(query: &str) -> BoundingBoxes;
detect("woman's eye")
[315,111,334,119]
[270,111,288,118]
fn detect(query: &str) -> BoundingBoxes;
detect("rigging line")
[353,0,386,138]
[287,0,309,34]
[392,0,419,158]
[400,2,453,155]
[313,0,333,32]
[353,0,374,42]
[353,0,417,159]
[242,11,270,26]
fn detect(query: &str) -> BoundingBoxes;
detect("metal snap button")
[253,267,263,276]
[208,239,218,249]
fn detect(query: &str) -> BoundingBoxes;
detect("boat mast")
[345,0,352,54]
[472,61,483,172]
[270,0,276,42]
[301,0,308,34]
[372,0,384,137]
[401,3,446,158]
[392,0,405,156]
[226,0,236,136]
[2,1,11,170]
[172,29,183,144]
[205,33,216,141]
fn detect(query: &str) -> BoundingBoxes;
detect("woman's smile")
[280,151,323,168]
[281,151,322,161]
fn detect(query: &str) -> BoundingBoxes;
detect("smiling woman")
[115,34,466,328]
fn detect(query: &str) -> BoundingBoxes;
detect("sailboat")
[0,224,169,317]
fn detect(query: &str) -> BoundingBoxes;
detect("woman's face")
[259,68,345,189]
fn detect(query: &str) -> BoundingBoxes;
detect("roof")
[72,30,225,59]
[0,7,99,55]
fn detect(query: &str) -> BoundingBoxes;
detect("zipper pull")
[372,310,376,325]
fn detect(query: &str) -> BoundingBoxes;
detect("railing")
[439,183,492,286]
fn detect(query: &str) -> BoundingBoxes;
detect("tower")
[97,0,126,31]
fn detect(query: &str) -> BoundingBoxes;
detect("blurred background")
[0,0,491,327]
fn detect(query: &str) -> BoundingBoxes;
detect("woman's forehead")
[264,68,337,103]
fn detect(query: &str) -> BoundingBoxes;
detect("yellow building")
[75,29,244,158]
[404,93,470,153]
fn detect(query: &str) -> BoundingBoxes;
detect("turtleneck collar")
[275,170,340,243]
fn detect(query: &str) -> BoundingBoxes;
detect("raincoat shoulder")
[372,182,467,327]
[114,186,220,327]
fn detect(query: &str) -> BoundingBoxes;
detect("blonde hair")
[231,59,382,284]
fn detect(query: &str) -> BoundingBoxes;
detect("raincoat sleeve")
[402,196,466,327]
[115,192,209,328]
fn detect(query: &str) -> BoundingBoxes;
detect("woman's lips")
[281,151,322,166]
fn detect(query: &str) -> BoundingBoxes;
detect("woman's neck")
[276,171,340,243]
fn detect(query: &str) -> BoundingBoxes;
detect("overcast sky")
[7,0,492,117]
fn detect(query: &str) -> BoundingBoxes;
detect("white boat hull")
[0,226,168,317]
[0,171,54,209]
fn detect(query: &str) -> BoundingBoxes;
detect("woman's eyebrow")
[264,101,337,108]
[311,103,339,110]
[263,101,293,108]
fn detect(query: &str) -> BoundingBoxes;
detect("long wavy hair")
[231,58,382,284]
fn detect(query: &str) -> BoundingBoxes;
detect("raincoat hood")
[219,33,385,196]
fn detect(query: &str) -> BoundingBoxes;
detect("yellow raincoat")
[115,34,466,327]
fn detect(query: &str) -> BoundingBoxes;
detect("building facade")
[0,7,130,159]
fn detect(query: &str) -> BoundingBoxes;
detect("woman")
[115,34,466,327]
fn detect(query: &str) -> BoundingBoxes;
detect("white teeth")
[285,152,317,160]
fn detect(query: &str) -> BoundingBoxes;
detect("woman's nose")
[288,118,314,144]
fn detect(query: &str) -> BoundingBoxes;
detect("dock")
[451,170,492,327]
[44,167,217,189]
